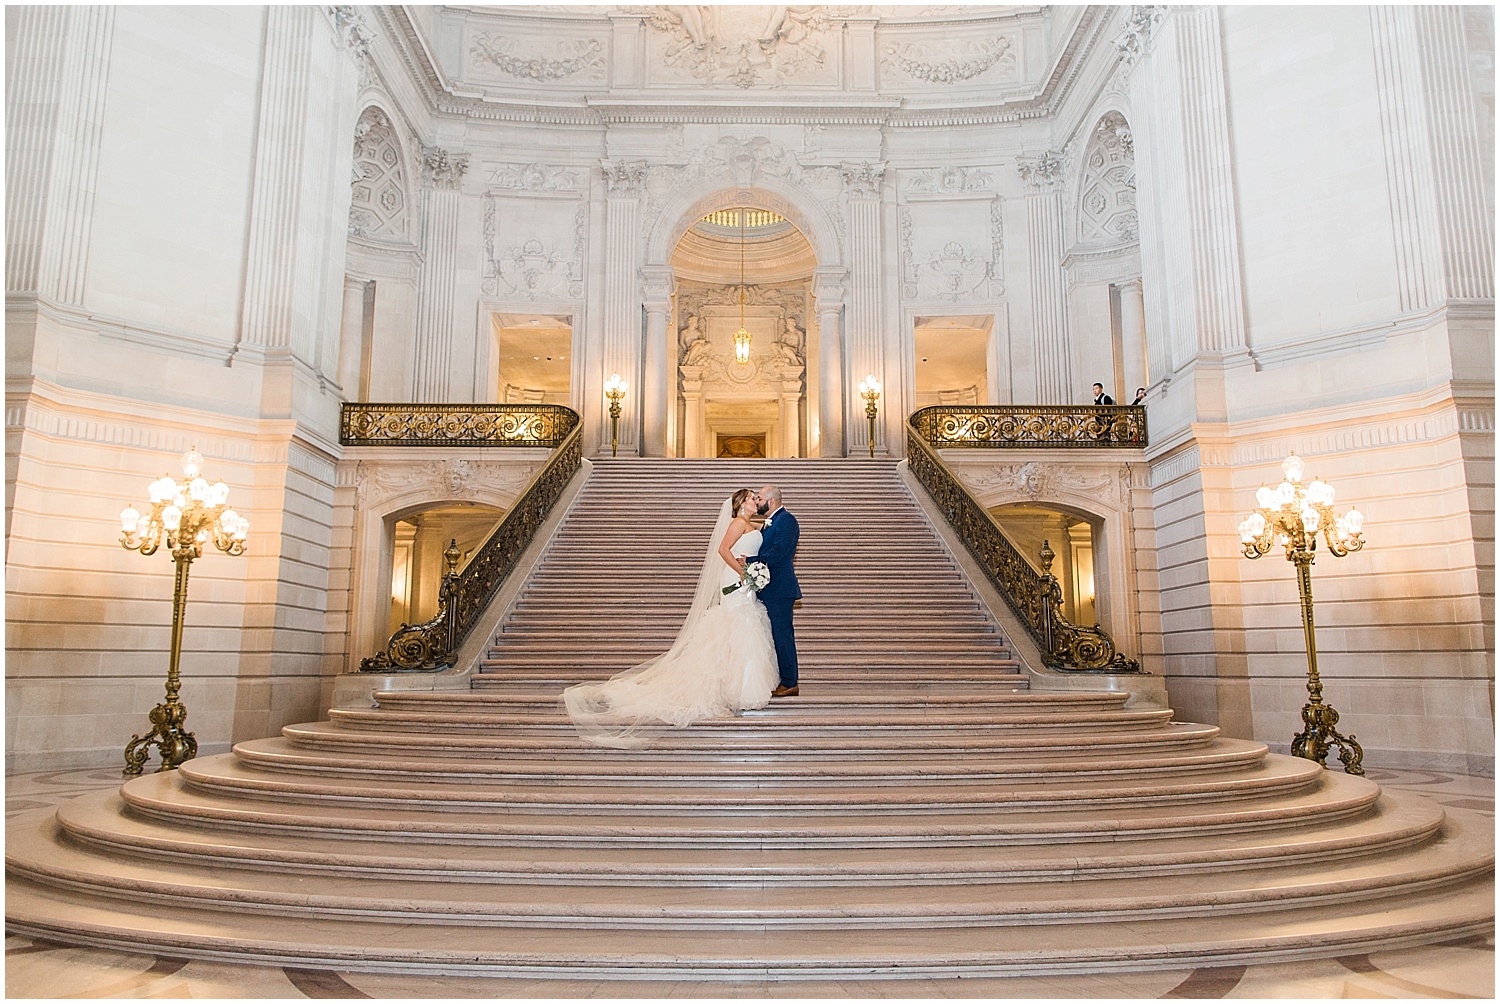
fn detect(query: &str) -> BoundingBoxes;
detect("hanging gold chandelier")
[734,209,751,365]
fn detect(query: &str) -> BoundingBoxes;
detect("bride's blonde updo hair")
[731,487,754,518]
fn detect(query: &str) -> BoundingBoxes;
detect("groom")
[747,486,801,697]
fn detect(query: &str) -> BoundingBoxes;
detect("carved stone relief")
[469,32,606,82]
[955,461,1119,503]
[481,201,586,300]
[676,280,808,392]
[882,35,1016,85]
[487,163,586,192]
[1077,112,1137,245]
[899,199,1005,301]
[904,167,994,195]
[354,458,539,508]
[348,107,409,240]
[641,5,848,88]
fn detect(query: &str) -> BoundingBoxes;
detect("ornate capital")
[421,146,469,190]
[328,5,372,59]
[1116,5,1167,68]
[813,266,848,305]
[841,161,887,199]
[640,265,675,306]
[1017,151,1065,194]
[601,159,648,197]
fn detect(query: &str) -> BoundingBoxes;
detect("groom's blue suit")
[748,507,801,689]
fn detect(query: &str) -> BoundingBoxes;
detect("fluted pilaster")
[813,266,847,457]
[640,265,674,457]
[1019,152,1070,403]
[601,160,645,455]
[412,147,467,402]
[842,162,886,456]
[1413,6,1493,302]
[240,7,317,358]
[5,6,115,303]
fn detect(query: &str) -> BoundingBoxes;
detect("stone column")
[1118,277,1148,397]
[600,160,646,455]
[842,162,886,455]
[412,146,467,402]
[1018,152,1070,403]
[337,276,366,398]
[813,266,848,457]
[680,367,705,459]
[640,266,674,457]
[779,380,802,459]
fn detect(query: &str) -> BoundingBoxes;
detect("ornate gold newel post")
[118,447,249,775]
[858,375,881,458]
[604,373,627,458]
[1238,453,1367,774]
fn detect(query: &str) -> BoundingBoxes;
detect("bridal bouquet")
[723,562,770,596]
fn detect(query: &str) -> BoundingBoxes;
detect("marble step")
[13,803,1489,928]
[108,765,1386,847]
[167,753,1328,814]
[325,707,1170,733]
[279,719,1206,759]
[8,865,1489,978]
[368,690,1116,714]
[48,786,1446,885]
[230,735,1268,783]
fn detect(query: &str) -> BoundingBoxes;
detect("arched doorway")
[668,206,816,458]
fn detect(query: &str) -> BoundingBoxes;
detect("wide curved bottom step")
[7,867,1492,979]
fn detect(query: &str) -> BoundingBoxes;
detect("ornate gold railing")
[907,411,1140,673]
[341,403,579,447]
[910,404,1147,449]
[356,404,583,672]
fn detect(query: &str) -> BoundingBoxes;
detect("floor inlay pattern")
[5,765,1492,999]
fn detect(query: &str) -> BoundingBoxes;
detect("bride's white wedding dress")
[562,501,780,747]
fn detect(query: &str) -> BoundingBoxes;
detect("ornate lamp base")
[123,698,198,776]
[1291,698,1364,775]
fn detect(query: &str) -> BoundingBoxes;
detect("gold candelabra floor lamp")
[604,373,627,457]
[118,447,248,775]
[858,375,881,458]
[1238,453,1366,774]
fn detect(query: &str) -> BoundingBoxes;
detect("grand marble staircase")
[5,459,1492,978]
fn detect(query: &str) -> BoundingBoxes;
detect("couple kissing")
[562,485,801,747]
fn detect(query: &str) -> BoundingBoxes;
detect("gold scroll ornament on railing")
[340,403,579,448]
[349,403,583,672]
[906,405,1142,672]
[910,403,1147,449]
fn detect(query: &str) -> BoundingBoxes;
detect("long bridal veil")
[562,497,736,747]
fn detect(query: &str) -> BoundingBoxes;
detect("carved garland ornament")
[883,36,1015,84]
[469,33,605,81]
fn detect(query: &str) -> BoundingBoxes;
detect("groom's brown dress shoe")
[772,685,799,697]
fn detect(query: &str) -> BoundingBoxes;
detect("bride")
[562,488,780,747]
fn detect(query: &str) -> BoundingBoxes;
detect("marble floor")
[5,765,1493,1000]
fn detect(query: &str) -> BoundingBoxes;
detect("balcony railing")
[354,404,583,672]
[341,402,579,448]
[909,404,1147,449]
[906,407,1141,673]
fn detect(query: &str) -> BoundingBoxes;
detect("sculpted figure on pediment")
[642,5,846,88]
